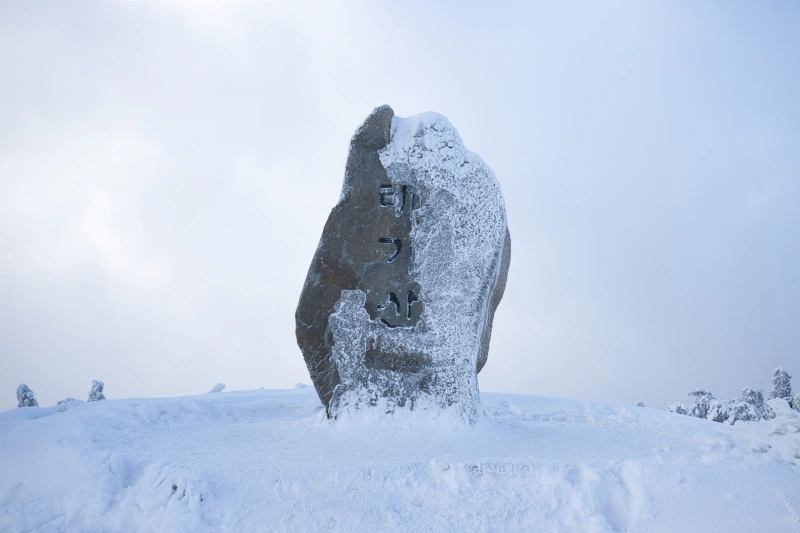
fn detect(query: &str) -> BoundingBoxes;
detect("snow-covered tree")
[16,384,38,408]
[633,401,645,407]
[727,388,775,424]
[666,370,793,422]
[88,380,106,402]
[770,367,792,400]
[725,399,751,425]
[667,402,688,415]
[687,389,716,419]
[790,393,800,412]
[707,399,730,423]
[743,387,774,419]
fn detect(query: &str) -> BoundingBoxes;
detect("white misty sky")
[1,1,799,411]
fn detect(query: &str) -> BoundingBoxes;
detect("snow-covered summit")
[1,388,799,532]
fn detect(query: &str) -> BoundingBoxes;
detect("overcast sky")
[2,1,799,411]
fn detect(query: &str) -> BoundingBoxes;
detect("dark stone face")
[294,105,396,410]
[295,105,510,418]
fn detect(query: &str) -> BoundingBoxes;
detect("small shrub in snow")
[770,367,792,400]
[633,401,645,408]
[88,380,106,402]
[208,383,225,393]
[667,402,688,415]
[54,398,83,412]
[687,389,716,419]
[16,384,38,408]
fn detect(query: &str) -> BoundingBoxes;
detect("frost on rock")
[770,367,792,400]
[208,383,225,393]
[16,384,38,408]
[88,380,106,402]
[296,106,510,422]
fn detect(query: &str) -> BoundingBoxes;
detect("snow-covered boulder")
[296,106,510,422]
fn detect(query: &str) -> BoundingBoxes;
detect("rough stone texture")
[295,105,510,421]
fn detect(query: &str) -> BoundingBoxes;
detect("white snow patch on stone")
[328,111,507,422]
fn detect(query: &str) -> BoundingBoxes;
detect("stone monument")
[295,105,510,421]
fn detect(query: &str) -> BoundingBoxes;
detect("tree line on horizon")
[666,367,800,424]
[15,380,105,409]
[14,368,800,424]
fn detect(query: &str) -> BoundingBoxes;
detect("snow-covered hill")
[1,387,799,532]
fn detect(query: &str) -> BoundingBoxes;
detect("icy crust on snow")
[2,389,800,532]
[329,112,507,422]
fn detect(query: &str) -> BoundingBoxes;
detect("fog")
[2,1,799,410]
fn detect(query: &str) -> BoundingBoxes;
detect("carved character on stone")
[295,105,510,421]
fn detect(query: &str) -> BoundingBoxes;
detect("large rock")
[296,105,510,421]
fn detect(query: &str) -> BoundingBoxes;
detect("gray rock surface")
[296,105,509,421]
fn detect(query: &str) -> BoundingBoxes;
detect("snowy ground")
[1,387,799,532]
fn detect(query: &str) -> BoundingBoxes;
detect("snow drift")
[1,388,799,532]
